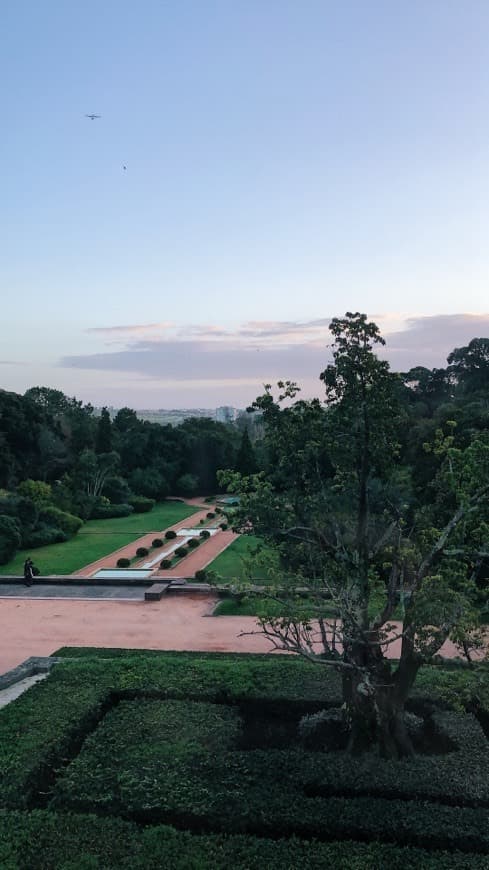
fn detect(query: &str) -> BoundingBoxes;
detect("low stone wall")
[0,656,61,691]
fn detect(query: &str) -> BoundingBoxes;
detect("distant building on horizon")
[95,405,243,426]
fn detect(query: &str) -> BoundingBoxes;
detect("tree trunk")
[344,675,414,758]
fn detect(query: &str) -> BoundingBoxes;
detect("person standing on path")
[23,558,34,587]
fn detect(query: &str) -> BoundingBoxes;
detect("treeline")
[0,334,488,566]
[0,387,258,563]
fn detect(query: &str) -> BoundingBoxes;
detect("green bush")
[200,530,211,539]
[165,530,177,540]
[151,538,163,548]
[195,569,207,581]
[219,523,228,531]
[187,537,200,548]
[0,514,21,564]
[117,558,131,568]
[136,547,149,558]
[206,512,215,519]
[90,503,134,519]
[128,496,156,514]
[23,524,67,548]
[174,546,188,558]
[38,506,83,536]
[160,559,172,569]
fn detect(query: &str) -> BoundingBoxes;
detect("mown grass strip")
[0,502,199,576]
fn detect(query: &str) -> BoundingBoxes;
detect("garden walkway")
[72,501,237,578]
[0,593,477,676]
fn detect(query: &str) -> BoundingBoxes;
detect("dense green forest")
[0,389,254,563]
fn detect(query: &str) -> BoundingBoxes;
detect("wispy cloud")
[59,314,489,397]
[382,313,489,370]
[86,322,175,336]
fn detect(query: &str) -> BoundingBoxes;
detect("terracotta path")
[1,498,483,676]
[0,594,472,675]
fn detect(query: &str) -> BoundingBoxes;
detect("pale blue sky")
[1,1,488,407]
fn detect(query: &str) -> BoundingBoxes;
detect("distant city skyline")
[1,2,487,407]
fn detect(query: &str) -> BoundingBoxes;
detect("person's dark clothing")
[23,559,34,587]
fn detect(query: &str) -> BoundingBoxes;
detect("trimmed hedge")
[136,546,149,558]
[117,558,131,568]
[2,652,489,860]
[51,695,489,850]
[206,512,215,519]
[200,529,211,539]
[0,811,485,869]
[187,537,200,548]
[174,546,188,558]
[219,523,228,531]
[151,538,163,548]
[165,530,177,540]
[160,559,172,569]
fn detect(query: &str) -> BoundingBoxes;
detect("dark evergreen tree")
[235,427,258,475]
[95,407,112,454]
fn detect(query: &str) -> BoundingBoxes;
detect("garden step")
[144,583,169,601]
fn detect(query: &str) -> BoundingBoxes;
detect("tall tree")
[448,337,489,394]
[95,407,112,454]
[235,427,258,475]
[221,313,489,757]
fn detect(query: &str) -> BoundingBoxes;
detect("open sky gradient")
[1,1,488,408]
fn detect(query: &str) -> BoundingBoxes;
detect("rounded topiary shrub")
[187,537,200,548]
[151,538,163,548]
[195,569,207,581]
[165,530,177,540]
[200,529,211,539]
[219,522,228,531]
[175,546,188,558]
[117,557,131,568]
[160,558,172,569]
[136,546,149,558]
[206,512,215,519]
[215,507,222,515]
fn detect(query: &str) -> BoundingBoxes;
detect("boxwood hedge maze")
[0,649,488,867]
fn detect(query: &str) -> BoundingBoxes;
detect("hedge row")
[0,663,112,808]
[0,655,331,808]
[51,699,489,850]
[0,810,484,869]
[49,649,489,716]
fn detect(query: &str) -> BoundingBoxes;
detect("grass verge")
[0,502,199,576]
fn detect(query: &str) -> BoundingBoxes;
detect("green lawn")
[0,501,199,576]
[206,535,278,583]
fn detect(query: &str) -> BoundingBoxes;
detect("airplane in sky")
[85,114,101,120]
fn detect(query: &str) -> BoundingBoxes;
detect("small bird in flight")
[85,114,101,120]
